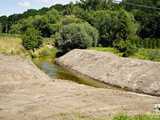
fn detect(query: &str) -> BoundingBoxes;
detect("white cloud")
[36,0,53,5]
[36,0,78,6]
[18,1,31,8]
[113,0,122,4]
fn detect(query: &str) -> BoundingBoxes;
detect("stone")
[56,49,160,96]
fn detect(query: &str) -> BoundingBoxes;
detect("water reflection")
[33,57,111,88]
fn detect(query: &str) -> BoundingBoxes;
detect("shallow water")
[33,57,111,88]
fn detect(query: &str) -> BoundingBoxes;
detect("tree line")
[0,0,160,56]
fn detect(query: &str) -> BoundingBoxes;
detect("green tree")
[122,0,160,38]
[0,23,2,33]
[90,9,138,46]
[61,15,84,25]
[22,28,42,51]
[56,23,99,56]
[80,0,113,10]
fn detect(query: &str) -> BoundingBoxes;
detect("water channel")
[33,57,111,88]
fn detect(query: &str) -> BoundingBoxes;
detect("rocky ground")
[56,49,160,96]
[0,54,160,120]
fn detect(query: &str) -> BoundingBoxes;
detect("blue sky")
[0,0,78,16]
[0,0,122,16]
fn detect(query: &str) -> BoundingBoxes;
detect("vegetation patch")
[113,115,160,120]
[0,36,28,57]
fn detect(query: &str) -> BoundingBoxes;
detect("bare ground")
[0,54,160,120]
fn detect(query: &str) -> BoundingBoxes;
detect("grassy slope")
[0,36,29,57]
[0,36,57,60]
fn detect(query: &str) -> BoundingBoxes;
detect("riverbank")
[56,49,160,96]
[0,54,160,120]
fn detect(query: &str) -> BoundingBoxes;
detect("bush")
[55,23,99,56]
[140,38,160,49]
[61,15,84,25]
[147,50,160,61]
[22,27,42,51]
[113,40,138,57]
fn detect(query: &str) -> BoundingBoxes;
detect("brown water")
[33,57,110,88]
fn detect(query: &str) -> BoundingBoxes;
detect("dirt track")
[0,54,160,120]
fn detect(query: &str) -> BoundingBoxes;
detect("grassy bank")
[0,35,57,60]
[91,47,160,62]
[1,35,159,62]
[0,36,29,57]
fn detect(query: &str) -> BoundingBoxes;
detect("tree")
[61,15,84,25]
[22,28,42,51]
[90,9,138,46]
[9,16,33,34]
[0,16,8,33]
[122,0,160,38]
[80,0,113,10]
[0,23,2,33]
[31,9,60,37]
[55,23,99,56]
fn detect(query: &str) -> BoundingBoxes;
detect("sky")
[0,0,122,16]
[0,0,78,16]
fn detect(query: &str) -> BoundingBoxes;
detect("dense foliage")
[55,23,99,56]
[22,28,42,51]
[89,9,138,47]
[0,0,160,56]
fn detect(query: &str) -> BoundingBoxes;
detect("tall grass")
[0,36,28,57]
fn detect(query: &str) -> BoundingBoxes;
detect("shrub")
[61,15,84,25]
[147,50,160,61]
[113,40,138,57]
[141,38,160,49]
[22,27,42,51]
[55,23,99,56]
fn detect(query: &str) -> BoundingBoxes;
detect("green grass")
[90,47,118,53]
[91,47,160,62]
[90,47,123,56]
[0,35,56,60]
[132,48,160,62]
[53,113,160,120]
[0,36,29,57]
[113,115,160,120]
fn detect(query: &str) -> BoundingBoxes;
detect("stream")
[33,57,110,88]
